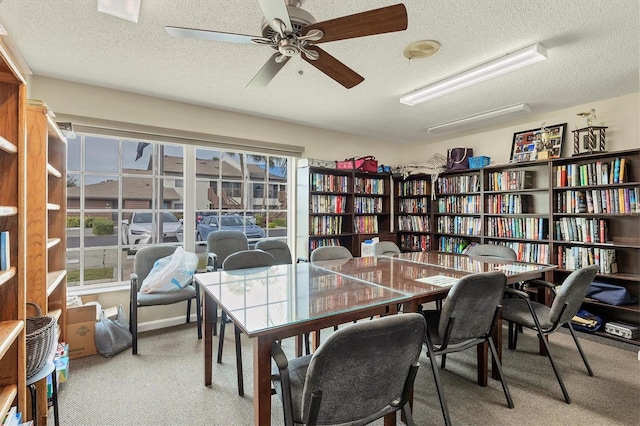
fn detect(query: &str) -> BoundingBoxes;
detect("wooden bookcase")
[392,148,640,345]
[395,175,432,252]
[296,166,392,260]
[0,46,27,421]
[25,100,67,425]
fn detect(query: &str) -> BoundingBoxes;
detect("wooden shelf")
[0,385,18,420]
[0,321,23,359]
[46,270,67,297]
[46,163,61,178]
[0,206,18,217]
[0,136,17,154]
[0,267,16,287]
[46,237,61,249]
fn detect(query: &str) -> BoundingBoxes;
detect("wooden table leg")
[312,329,321,351]
[204,294,215,386]
[295,335,302,357]
[254,335,274,426]
[491,306,503,381]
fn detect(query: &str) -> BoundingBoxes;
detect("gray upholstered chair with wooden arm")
[501,264,599,404]
[271,313,427,426]
[373,240,401,257]
[218,249,276,396]
[130,245,201,355]
[422,271,514,426]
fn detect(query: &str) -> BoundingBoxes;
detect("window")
[67,133,292,290]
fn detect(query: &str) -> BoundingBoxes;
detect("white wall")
[400,93,639,165]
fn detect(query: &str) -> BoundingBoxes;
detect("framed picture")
[510,123,566,163]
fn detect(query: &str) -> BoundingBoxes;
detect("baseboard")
[137,313,200,333]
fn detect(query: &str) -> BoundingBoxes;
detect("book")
[0,231,10,271]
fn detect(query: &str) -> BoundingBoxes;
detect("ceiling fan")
[165,0,408,89]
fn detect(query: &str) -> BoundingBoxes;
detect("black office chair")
[271,313,426,426]
[130,245,201,354]
[501,264,599,404]
[218,249,276,396]
[373,241,401,257]
[422,271,513,426]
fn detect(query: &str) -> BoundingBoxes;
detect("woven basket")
[26,302,57,379]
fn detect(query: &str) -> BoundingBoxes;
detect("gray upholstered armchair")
[130,245,201,355]
[422,271,513,426]
[373,241,401,257]
[309,245,353,262]
[502,264,599,403]
[206,230,249,272]
[255,239,293,264]
[271,313,426,426]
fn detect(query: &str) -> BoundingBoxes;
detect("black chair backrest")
[303,313,426,424]
[255,239,293,265]
[310,246,353,262]
[438,271,507,344]
[206,230,249,269]
[550,265,599,327]
[466,244,517,260]
[133,245,178,291]
[222,249,276,271]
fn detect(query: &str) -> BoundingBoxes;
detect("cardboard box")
[66,305,97,359]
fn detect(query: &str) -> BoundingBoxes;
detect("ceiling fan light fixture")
[403,40,441,60]
[401,44,547,106]
[97,0,141,23]
[426,103,532,135]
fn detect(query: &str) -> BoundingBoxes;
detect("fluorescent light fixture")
[97,0,141,23]
[400,44,547,106]
[426,104,531,135]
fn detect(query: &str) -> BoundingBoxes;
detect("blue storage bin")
[469,156,490,169]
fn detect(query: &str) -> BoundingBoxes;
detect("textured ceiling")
[0,0,638,144]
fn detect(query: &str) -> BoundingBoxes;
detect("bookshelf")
[395,175,432,252]
[392,148,640,345]
[25,99,68,424]
[551,149,640,345]
[0,47,26,421]
[296,166,392,260]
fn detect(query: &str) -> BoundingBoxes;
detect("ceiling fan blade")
[302,46,364,89]
[165,26,271,45]
[257,0,293,35]
[246,53,291,89]
[302,4,408,43]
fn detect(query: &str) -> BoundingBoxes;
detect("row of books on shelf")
[485,193,532,214]
[0,230,9,270]
[437,174,481,194]
[397,180,430,196]
[555,217,608,244]
[353,216,379,234]
[487,170,535,191]
[397,197,429,213]
[437,236,472,254]
[310,173,349,192]
[399,234,431,252]
[310,195,347,213]
[308,238,341,251]
[435,216,482,236]
[311,286,387,312]
[437,195,481,214]
[555,157,630,187]
[485,216,548,240]
[557,245,617,274]
[354,177,386,195]
[397,215,430,232]
[310,216,343,235]
[492,241,550,264]
[556,187,639,214]
[354,197,384,214]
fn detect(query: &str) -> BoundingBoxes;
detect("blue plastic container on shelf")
[469,156,490,169]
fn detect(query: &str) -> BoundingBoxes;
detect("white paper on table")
[415,275,458,287]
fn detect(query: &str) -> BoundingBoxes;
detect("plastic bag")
[140,247,198,293]
[95,305,132,358]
